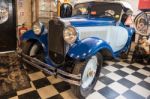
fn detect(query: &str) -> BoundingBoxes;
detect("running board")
[19,53,81,86]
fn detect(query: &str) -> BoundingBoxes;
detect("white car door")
[77,25,129,52]
[107,26,129,52]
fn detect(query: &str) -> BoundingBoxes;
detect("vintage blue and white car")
[21,1,135,98]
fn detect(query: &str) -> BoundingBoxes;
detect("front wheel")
[71,53,103,99]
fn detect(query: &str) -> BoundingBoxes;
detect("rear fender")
[67,37,114,60]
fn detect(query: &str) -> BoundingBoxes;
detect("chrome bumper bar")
[19,53,81,86]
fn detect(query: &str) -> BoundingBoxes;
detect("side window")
[121,14,128,24]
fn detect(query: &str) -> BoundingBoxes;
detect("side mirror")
[60,3,72,18]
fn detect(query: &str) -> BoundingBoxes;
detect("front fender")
[67,37,114,60]
[21,30,39,41]
[21,30,48,54]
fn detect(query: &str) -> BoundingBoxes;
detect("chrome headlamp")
[33,22,42,35]
[63,26,77,44]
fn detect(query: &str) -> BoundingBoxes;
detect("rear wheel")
[121,41,132,59]
[22,41,45,72]
[71,53,102,99]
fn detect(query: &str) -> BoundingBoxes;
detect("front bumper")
[19,53,81,86]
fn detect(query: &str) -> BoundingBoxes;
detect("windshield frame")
[73,2,125,22]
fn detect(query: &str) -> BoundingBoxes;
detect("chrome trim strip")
[0,51,15,54]
[20,53,81,86]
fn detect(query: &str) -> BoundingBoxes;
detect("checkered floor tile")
[0,61,150,99]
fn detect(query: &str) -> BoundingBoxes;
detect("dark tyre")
[121,41,132,59]
[71,53,103,99]
[22,41,45,72]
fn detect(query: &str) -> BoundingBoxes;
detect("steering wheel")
[105,12,115,17]
[99,12,115,19]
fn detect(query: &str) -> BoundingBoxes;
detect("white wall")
[125,0,140,15]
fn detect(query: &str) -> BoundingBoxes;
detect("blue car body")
[21,1,135,67]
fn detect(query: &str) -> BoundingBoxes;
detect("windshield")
[73,2,123,21]
[72,3,89,16]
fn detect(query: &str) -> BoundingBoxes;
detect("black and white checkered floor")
[1,61,150,99]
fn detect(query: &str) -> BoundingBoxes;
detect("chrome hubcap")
[87,69,96,77]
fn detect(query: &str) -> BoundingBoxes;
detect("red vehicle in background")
[138,0,150,11]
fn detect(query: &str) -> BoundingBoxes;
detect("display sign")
[0,0,9,24]
[138,0,150,10]
[0,0,16,52]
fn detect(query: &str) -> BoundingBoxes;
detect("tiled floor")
[0,61,150,99]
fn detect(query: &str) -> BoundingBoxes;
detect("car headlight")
[63,26,77,44]
[33,22,42,35]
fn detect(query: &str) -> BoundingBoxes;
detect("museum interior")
[0,0,149,99]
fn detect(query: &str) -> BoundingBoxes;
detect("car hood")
[60,16,116,27]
